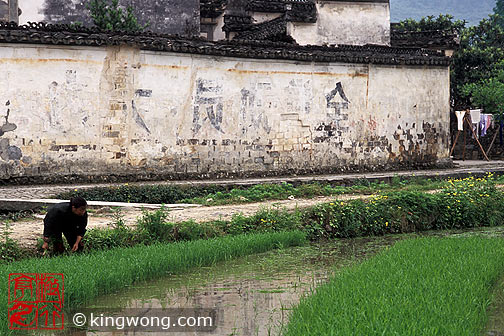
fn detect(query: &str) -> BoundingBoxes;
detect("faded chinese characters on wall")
[0,45,450,180]
[192,78,225,135]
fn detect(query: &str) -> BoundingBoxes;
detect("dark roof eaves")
[0,23,450,67]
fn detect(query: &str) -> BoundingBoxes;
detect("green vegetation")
[495,0,504,28]
[0,210,37,222]
[463,63,504,116]
[79,174,504,252]
[56,175,479,206]
[394,14,466,33]
[284,237,504,336]
[0,221,24,263]
[57,184,230,204]
[87,0,148,32]
[457,15,504,111]
[1,231,306,335]
[396,8,504,112]
[303,174,504,239]
[82,205,303,251]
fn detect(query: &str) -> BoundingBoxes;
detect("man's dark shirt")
[43,202,87,238]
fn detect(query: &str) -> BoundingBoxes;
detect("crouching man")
[42,197,88,254]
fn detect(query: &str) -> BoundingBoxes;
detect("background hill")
[390,0,497,25]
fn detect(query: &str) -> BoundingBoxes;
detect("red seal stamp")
[8,273,64,330]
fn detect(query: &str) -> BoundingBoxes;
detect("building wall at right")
[289,1,391,46]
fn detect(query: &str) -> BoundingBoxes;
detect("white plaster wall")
[289,1,391,46]
[18,0,46,24]
[214,14,226,40]
[0,44,449,180]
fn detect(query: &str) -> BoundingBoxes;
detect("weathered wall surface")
[0,1,8,21]
[17,0,200,36]
[0,44,449,182]
[1,0,18,23]
[289,1,391,46]
[18,0,45,24]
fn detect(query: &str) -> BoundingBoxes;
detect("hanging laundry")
[479,114,492,137]
[480,114,493,137]
[480,115,487,137]
[455,111,465,131]
[500,120,504,146]
[470,109,482,138]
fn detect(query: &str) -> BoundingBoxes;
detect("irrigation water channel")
[56,227,504,336]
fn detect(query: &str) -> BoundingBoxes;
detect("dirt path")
[7,194,368,248]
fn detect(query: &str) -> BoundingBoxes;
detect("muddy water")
[60,227,504,336]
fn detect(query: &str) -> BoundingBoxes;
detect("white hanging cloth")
[470,109,482,138]
[455,111,465,131]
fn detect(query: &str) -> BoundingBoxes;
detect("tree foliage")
[87,0,148,32]
[397,10,504,114]
[453,14,504,108]
[463,65,504,116]
[495,0,504,28]
[394,14,466,34]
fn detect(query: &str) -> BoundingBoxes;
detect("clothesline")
[454,109,501,140]
[451,109,503,161]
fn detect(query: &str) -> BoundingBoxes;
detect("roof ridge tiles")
[0,21,450,66]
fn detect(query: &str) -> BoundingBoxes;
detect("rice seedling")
[284,237,504,336]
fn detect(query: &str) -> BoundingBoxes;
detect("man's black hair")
[70,197,87,208]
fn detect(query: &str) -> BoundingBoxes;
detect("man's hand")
[42,237,50,250]
[72,236,83,252]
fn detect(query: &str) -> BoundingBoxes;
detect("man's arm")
[71,235,83,252]
[42,207,59,249]
[76,213,87,237]
[71,214,87,252]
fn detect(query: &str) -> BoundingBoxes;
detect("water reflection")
[55,226,504,336]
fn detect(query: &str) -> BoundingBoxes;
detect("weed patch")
[55,177,456,206]
[0,221,25,263]
[302,174,504,239]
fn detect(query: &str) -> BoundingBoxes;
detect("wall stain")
[131,100,151,134]
[0,100,22,161]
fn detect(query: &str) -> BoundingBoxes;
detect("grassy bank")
[3,174,502,261]
[1,231,306,335]
[77,174,504,250]
[284,237,504,336]
[56,176,460,205]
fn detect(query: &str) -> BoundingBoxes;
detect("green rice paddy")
[1,231,306,335]
[284,237,504,336]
